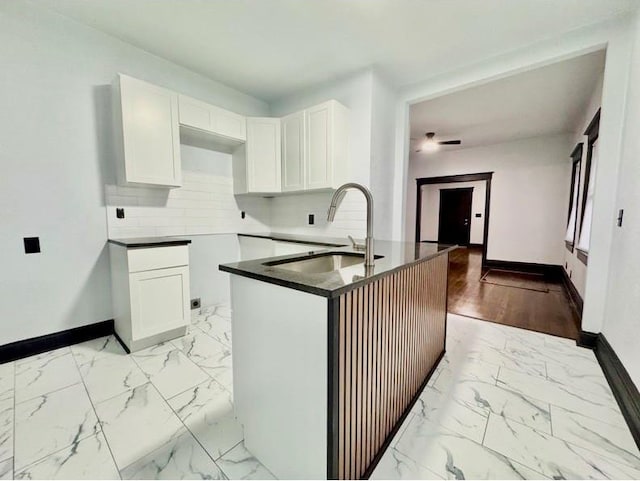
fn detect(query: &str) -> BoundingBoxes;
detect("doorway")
[438,188,473,245]
[415,172,492,266]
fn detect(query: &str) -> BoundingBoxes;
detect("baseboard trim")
[484,259,563,280]
[0,319,114,364]
[561,268,584,317]
[577,330,597,349]
[583,332,640,450]
[468,243,483,248]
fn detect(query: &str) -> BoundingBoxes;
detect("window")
[565,144,582,252]
[577,109,600,264]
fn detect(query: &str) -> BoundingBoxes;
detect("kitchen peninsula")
[220,239,455,479]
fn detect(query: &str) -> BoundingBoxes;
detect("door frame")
[437,187,474,246]
[415,172,493,267]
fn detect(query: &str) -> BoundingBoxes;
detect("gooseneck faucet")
[327,183,375,267]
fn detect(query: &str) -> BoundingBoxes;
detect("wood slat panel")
[333,254,448,479]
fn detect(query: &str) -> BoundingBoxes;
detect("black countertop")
[108,237,192,248]
[220,240,456,298]
[238,232,348,247]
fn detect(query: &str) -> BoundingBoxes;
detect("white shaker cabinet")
[109,242,191,352]
[113,74,182,188]
[281,100,349,192]
[281,111,306,192]
[178,94,246,141]
[234,118,282,194]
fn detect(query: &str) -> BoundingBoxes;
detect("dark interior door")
[438,188,473,245]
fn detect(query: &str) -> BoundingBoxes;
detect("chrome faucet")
[327,183,375,267]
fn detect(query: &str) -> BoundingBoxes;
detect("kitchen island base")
[227,247,450,479]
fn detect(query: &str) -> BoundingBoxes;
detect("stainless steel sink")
[265,253,368,274]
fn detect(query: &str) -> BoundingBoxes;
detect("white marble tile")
[14,383,100,470]
[550,405,640,470]
[464,344,547,378]
[432,357,499,390]
[14,432,119,480]
[79,355,148,403]
[432,379,552,434]
[120,428,225,480]
[71,335,127,365]
[15,352,82,403]
[134,348,209,399]
[195,315,232,347]
[0,363,14,402]
[168,379,243,460]
[483,412,640,479]
[14,347,69,367]
[0,399,13,463]
[394,416,546,479]
[172,333,233,389]
[0,458,12,480]
[545,360,615,400]
[370,447,444,480]
[497,367,625,426]
[216,442,275,480]
[412,386,488,443]
[202,304,232,320]
[131,341,177,360]
[94,382,184,469]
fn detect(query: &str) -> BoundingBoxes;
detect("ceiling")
[40,0,634,101]
[410,49,606,153]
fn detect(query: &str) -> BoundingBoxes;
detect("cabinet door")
[306,102,332,189]
[178,94,212,131]
[119,75,182,187]
[129,266,190,340]
[281,111,305,192]
[246,118,281,193]
[214,106,247,141]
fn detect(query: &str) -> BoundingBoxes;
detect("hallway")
[447,247,580,339]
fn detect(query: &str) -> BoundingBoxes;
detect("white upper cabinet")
[113,74,182,188]
[281,100,349,192]
[178,94,246,141]
[281,111,305,192]
[242,117,281,194]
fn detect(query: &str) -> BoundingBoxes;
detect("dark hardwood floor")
[448,246,581,340]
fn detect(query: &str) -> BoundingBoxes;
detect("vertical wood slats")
[334,254,448,479]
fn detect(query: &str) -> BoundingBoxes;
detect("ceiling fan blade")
[438,140,462,145]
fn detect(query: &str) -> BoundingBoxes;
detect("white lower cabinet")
[109,243,190,352]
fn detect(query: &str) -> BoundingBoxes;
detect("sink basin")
[265,252,370,274]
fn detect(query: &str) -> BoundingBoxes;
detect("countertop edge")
[237,232,347,247]
[219,245,457,298]
[108,238,192,248]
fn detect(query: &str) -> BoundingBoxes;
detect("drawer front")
[127,245,189,273]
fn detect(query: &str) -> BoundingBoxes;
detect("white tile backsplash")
[105,144,367,240]
[105,157,271,239]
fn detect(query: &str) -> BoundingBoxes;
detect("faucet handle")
[348,235,366,251]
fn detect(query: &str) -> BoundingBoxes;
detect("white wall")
[370,72,398,240]
[419,181,486,244]
[564,75,604,298]
[0,2,269,345]
[406,135,572,265]
[601,9,640,387]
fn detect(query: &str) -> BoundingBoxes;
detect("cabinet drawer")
[127,245,189,273]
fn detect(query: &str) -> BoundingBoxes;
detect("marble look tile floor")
[0,309,638,479]
[0,304,275,480]
[371,313,640,480]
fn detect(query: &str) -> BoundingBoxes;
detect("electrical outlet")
[116,208,125,219]
[24,237,40,254]
[617,209,624,227]
[190,298,201,310]
[308,214,315,225]
[241,211,246,219]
